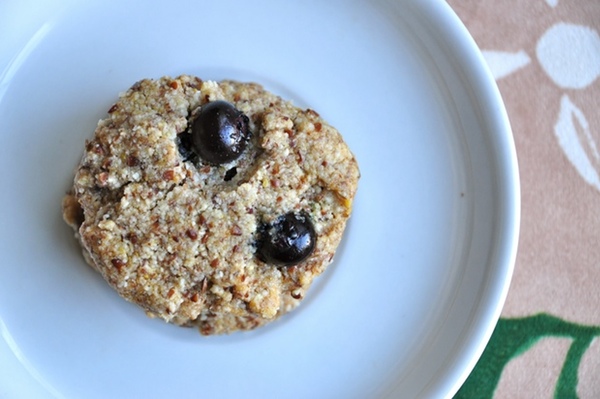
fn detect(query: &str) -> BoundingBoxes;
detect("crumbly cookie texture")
[62,75,359,335]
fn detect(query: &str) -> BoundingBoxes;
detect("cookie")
[62,75,359,335]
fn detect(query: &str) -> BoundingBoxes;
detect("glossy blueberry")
[256,211,316,267]
[191,100,250,165]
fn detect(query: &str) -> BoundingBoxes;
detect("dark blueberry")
[224,167,237,181]
[191,100,250,165]
[176,132,197,162]
[256,211,316,267]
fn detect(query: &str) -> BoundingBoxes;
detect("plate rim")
[411,0,520,396]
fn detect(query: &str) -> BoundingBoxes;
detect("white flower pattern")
[484,21,600,192]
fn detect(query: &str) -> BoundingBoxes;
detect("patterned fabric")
[446,1,600,397]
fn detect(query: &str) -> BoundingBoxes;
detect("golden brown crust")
[64,75,359,335]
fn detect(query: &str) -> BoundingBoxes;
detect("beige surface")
[448,0,600,397]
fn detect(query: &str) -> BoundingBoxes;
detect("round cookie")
[63,75,359,335]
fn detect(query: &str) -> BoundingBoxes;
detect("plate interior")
[0,0,518,398]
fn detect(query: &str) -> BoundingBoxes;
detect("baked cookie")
[62,75,359,335]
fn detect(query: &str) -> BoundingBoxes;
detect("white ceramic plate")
[0,0,519,397]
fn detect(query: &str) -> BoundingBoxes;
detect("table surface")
[447,1,600,398]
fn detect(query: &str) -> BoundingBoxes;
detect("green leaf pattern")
[455,314,600,398]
